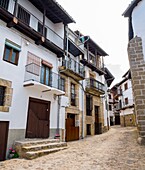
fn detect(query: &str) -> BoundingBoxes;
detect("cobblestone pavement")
[1,126,145,170]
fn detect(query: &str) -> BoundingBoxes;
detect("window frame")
[124,83,128,91]
[125,98,129,105]
[0,86,5,106]
[70,83,76,106]
[3,45,19,65]
[40,64,51,86]
[59,77,65,91]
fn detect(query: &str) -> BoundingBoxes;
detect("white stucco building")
[0,0,75,161]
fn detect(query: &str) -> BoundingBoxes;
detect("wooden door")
[0,121,9,161]
[26,98,50,138]
[65,114,79,142]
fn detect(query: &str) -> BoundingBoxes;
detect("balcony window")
[71,83,76,106]
[88,53,96,66]
[40,64,51,86]
[17,5,30,25]
[59,77,65,91]
[3,40,21,65]
[38,22,47,37]
[0,86,5,106]
[0,0,9,10]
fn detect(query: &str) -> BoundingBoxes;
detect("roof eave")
[122,0,142,17]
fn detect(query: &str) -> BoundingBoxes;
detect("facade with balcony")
[111,70,135,127]
[0,0,75,161]
[58,28,85,142]
[74,31,110,136]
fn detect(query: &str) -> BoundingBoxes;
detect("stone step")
[25,147,67,159]
[22,142,67,152]
[15,138,60,147]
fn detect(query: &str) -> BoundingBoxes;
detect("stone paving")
[1,126,145,170]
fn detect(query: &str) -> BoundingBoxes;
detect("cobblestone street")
[1,126,145,170]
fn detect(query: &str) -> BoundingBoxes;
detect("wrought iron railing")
[86,78,105,93]
[0,1,63,49]
[61,57,85,77]
[24,63,65,91]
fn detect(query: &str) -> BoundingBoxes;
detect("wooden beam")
[7,17,18,28]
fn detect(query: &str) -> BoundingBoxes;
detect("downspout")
[55,96,61,139]
[81,81,84,138]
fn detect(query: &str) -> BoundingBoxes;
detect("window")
[71,83,76,106]
[17,5,30,25]
[125,98,128,105]
[3,45,20,65]
[109,105,112,111]
[86,95,93,116]
[40,65,51,86]
[0,86,5,106]
[124,83,128,90]
[59,77,65,91]
[38,22,47,38]
[108,94,112,99]
[88,53,96,66]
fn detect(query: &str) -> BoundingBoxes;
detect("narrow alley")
[1,126,145,170]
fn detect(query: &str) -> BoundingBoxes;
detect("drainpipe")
[55,96,61,139]
[81,81,84,138]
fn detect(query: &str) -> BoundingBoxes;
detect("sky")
[57,0,132,86]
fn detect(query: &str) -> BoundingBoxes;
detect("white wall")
[120,108,134,116]
[0,21,61,130]
[132,0,145,59]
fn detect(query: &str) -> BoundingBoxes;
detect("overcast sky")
[57,0,131,86]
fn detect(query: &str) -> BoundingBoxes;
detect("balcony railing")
[61,58,85,77]
[86,78,105,93]
[24,63,64,91]
[0,1,63,49]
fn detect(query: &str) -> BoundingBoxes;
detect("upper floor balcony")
[59,57,85,81]
[85,78,105,96]
[23,63,65,95]
[80,54,105,75]
[0,0,74,57]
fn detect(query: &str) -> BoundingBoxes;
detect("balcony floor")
[23,80,65,95]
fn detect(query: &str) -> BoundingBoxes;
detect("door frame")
[0,121,9,161]
[26,97,50,138]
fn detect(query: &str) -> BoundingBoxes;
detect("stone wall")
[0,78,13,112]
[128,36,145,144]
[120,114,136,127]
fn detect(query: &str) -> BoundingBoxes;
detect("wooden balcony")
[59,58,85,81]
[80,58,105,75]
[0,0,64,57]
[85,78,105,96]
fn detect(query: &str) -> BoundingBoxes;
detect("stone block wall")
[128,36,145,144]
[120,114,136,127]
[0,78,13,112]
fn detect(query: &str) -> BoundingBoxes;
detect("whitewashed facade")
[0,0,74,160]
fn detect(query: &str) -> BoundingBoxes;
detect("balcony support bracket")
[35,36,45,45]
[7,17,18,28]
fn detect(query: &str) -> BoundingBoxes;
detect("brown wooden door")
[0,121,9,161]
[65,114,79,142]
[26,98,50,138]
